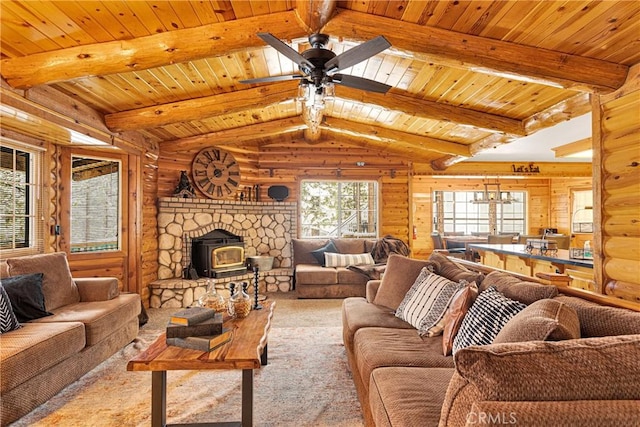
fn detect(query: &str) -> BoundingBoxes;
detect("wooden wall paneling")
[140,150,159,306]
[127,153,142,294]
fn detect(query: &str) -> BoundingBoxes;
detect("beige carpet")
[11,294,364,427]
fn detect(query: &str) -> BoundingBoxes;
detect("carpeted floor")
[11,294,364,427]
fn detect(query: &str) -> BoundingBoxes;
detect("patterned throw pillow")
[324,252,375,268]
[395,269,467,337]
[452,286,526,355]
[0,284,21,333]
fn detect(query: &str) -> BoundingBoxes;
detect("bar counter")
[468,243,595,291]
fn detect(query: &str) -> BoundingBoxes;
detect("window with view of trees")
[0,144,42,253]
[70,156,120,253]
[300,180,378,238]
[433,190,526,235]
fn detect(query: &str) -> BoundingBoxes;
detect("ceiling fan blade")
[332,74,392,93]
[257,32,315,72]
[324,36,391,73]
[240,74,304,84]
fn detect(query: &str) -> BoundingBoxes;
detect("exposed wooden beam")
[415,162,593,178]
[321,117,471,157]
[552,137,592,158]
[337,87,525,136]
[430,92,592,170]
[0,11,307,89]
[161,117,306,152]
[322,9,628,94]
[295,0,337,34]
[105,82,297,132]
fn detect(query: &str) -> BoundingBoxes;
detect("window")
[70,156,120,252]
[0,142,42,255]
[571,190,593,233]
[433,190,526,235]
[300,180,378,238]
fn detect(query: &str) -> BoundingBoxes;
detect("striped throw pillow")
[324,252,375,267]
[395,270,467,337]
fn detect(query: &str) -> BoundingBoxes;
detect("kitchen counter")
[468,244,593,269]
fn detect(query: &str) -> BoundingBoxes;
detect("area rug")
[11,298,364,427]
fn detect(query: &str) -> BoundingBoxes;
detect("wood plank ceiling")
[1,1,638,168]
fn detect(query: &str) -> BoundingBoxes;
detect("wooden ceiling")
[1,1,638,168]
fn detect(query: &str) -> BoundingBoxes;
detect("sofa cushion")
[494,299,581,343]
[442,282,479,356]
[324,252,375,268]
[331,238,366,254]
[454,334,640,402]
[292,239,329,266]
[6,252,79,311]
[554,295,640,337]
[480,270,558,305]
[428,252,484,284]
[452,286,526,354]
[372,255,438,310]
[0,284,21,333]
[369,367,454,427]
[395,271,465,337]
[31,293,140,346]
[0,321,85,394]
[1,274,52,323]
[353,327,454,390]
[341,297,414,355]
[295,264,337,285]
[310,240,339,266]
[336,267,370,285]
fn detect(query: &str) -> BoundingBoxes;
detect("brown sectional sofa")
[342,252,640,426]
[293,238,377,298]
[0,252,141,425]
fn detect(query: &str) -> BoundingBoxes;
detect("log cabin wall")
[593,65,640,303]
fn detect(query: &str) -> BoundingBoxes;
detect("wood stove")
[191,229,246,278]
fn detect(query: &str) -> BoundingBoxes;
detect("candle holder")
[252,266,263,310]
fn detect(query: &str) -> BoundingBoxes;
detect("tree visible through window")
[300,180,378,238]
[71,157,120,252]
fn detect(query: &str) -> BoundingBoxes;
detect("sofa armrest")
[74,277,120,301]
[466,400,640,427]
[366,280,381,302]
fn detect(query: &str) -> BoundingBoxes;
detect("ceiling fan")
[240,32,393,94]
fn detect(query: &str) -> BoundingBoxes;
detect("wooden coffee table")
[127,300,275,427]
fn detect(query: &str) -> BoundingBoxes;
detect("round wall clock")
[191,147,241,199]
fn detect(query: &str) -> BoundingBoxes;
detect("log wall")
[593,64,640,303]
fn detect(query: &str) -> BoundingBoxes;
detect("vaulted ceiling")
[1,1,638,169]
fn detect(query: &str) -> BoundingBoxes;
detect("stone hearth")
[152,197,296,307]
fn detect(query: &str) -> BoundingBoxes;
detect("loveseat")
[342,252,640,426]
[0,252,141,425]
[293,238,378,298]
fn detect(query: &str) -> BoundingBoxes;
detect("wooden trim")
[591,94,606,294]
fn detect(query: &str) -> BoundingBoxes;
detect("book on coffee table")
[166,328,233,352]
[166,313,223,338]
[169,306,216,326]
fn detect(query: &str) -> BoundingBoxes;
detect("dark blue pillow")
[310,241,339,266]
[1,273,53,323]
[0,284,21,333]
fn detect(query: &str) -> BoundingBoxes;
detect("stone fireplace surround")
[151,197,295,308]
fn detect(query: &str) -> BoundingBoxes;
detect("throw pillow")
[479,270,558,305]
[324,252,375,268]
[395,270,466,337]
[427,252,484,285]
[1,273,53,323]
[310,240,339,266]
[452,286,526,354]
[373,254,438,310]
[6,252,79,311]
[442,282,479,356]
[493,299,581,343]
[0,284,21,333]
